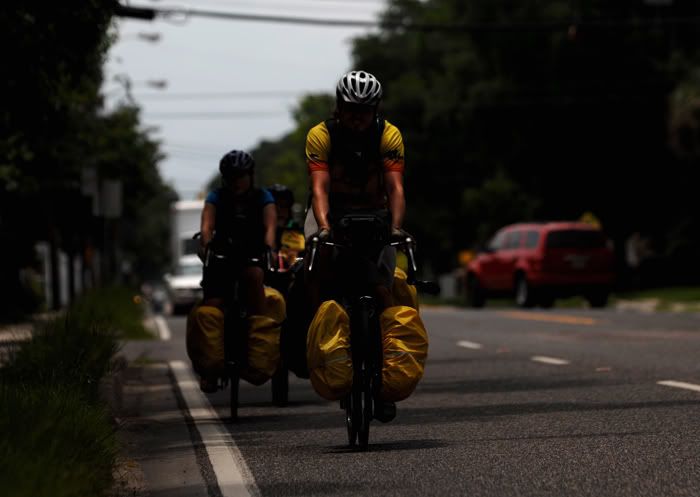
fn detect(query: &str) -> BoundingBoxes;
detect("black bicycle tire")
[358,377,372,450]
[345,392,357,446]
[230,371,240,422]
[352,384,363,447]
[271,364,289,407]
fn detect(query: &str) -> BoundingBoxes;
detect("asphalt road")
[119,306,700,497]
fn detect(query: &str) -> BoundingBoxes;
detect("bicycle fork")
[348,295,382,448]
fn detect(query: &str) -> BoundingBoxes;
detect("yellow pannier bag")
[306,300,353,400]
[186,305,225,378]
[240,314,281,385]
[393,267,419,310]
[263,286,286,324]
[380,305,429,402]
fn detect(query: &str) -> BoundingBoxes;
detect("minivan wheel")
[586,290,609,308]
[515,274,535,308]
[466,274,486,308]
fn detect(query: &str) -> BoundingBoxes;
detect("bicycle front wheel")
[344,392,358,447]
[229,370,240,422]
[357,377,372,450]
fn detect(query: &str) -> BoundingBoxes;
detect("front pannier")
[392,267,419,310]
[186,286,285,385]
[306,300,353,400]
[186,305,226,378]
[239,314,281,385]
[380,305,429,402]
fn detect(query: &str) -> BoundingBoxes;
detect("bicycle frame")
[203,241,273,421]
[308,213,422,449]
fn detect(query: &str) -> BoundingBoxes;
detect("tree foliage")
[214,0,700,283]
[206,93,335,211]
[347,0,700,279]
[1,4,176,317]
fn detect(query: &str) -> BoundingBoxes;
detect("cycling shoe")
[199,376,218,394]
[374,401,396,423]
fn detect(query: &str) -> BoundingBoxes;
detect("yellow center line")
[499,311,599,326]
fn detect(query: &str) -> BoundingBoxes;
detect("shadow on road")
[325,438,448,454]
[415,375,620,395]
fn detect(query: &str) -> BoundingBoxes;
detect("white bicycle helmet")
[336,70,383,106]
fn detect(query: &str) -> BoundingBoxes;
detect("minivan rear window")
[525,231,540,248]
[546,229,606,249]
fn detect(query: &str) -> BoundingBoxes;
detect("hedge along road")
[117,306,700,497]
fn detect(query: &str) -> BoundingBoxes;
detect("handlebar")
[307,235,440,296]
[196,232,276,274]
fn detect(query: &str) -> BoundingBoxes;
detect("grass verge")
[612,286,700,312]
[71,286,154,340]
[0,285,148,496]
[420,286,700,312]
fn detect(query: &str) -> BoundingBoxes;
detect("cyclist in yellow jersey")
[304,70,410,314]
[303,70,411,423]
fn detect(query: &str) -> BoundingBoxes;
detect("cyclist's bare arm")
[200,203,216,248]
[310,170,331,230]
[384,170,405,230]
[263,203,277,248]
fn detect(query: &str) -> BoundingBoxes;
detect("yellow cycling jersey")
[305,119,405,174]
[305,119,405,209]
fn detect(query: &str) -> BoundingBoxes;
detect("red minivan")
[464,221,615,308]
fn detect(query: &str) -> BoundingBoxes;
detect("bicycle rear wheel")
[271,363,289,407]
[229,370,240,422]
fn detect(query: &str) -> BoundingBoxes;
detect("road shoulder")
[109,361,210,497]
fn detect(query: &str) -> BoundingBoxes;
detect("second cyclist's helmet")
[219,150,254,183]
[336,70,383,106]
[267,183,294,206]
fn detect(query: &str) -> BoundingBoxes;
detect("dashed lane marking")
[657,380,700,393]
[531,355,571,366]
[457,340,483,350]
[500,311,598,326]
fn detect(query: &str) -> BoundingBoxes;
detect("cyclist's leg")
[241,265,265,316]
[303,208,335,317]
[303,206,318,240]
[373,245,397,311]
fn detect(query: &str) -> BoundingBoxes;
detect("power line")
[134,90,328,100]
[175,0,384,12]
[121,4,700,31]
[156,7,377,27]
[143,111,289,119]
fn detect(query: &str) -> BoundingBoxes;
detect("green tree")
[1,4,178,317]
[206,93,335,213]
[348,0,700,279]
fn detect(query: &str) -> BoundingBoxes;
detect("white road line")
[457,340,483,350]
[531,355,570,366]
[154,315,171,341]
[657,380,700,393]
[170,360,257,497]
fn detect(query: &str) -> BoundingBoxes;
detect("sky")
[103,0,387,200]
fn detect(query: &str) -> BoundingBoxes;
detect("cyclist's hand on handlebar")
[391,227,414,244]
[310,227,331,243]
[264,245,277,271]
